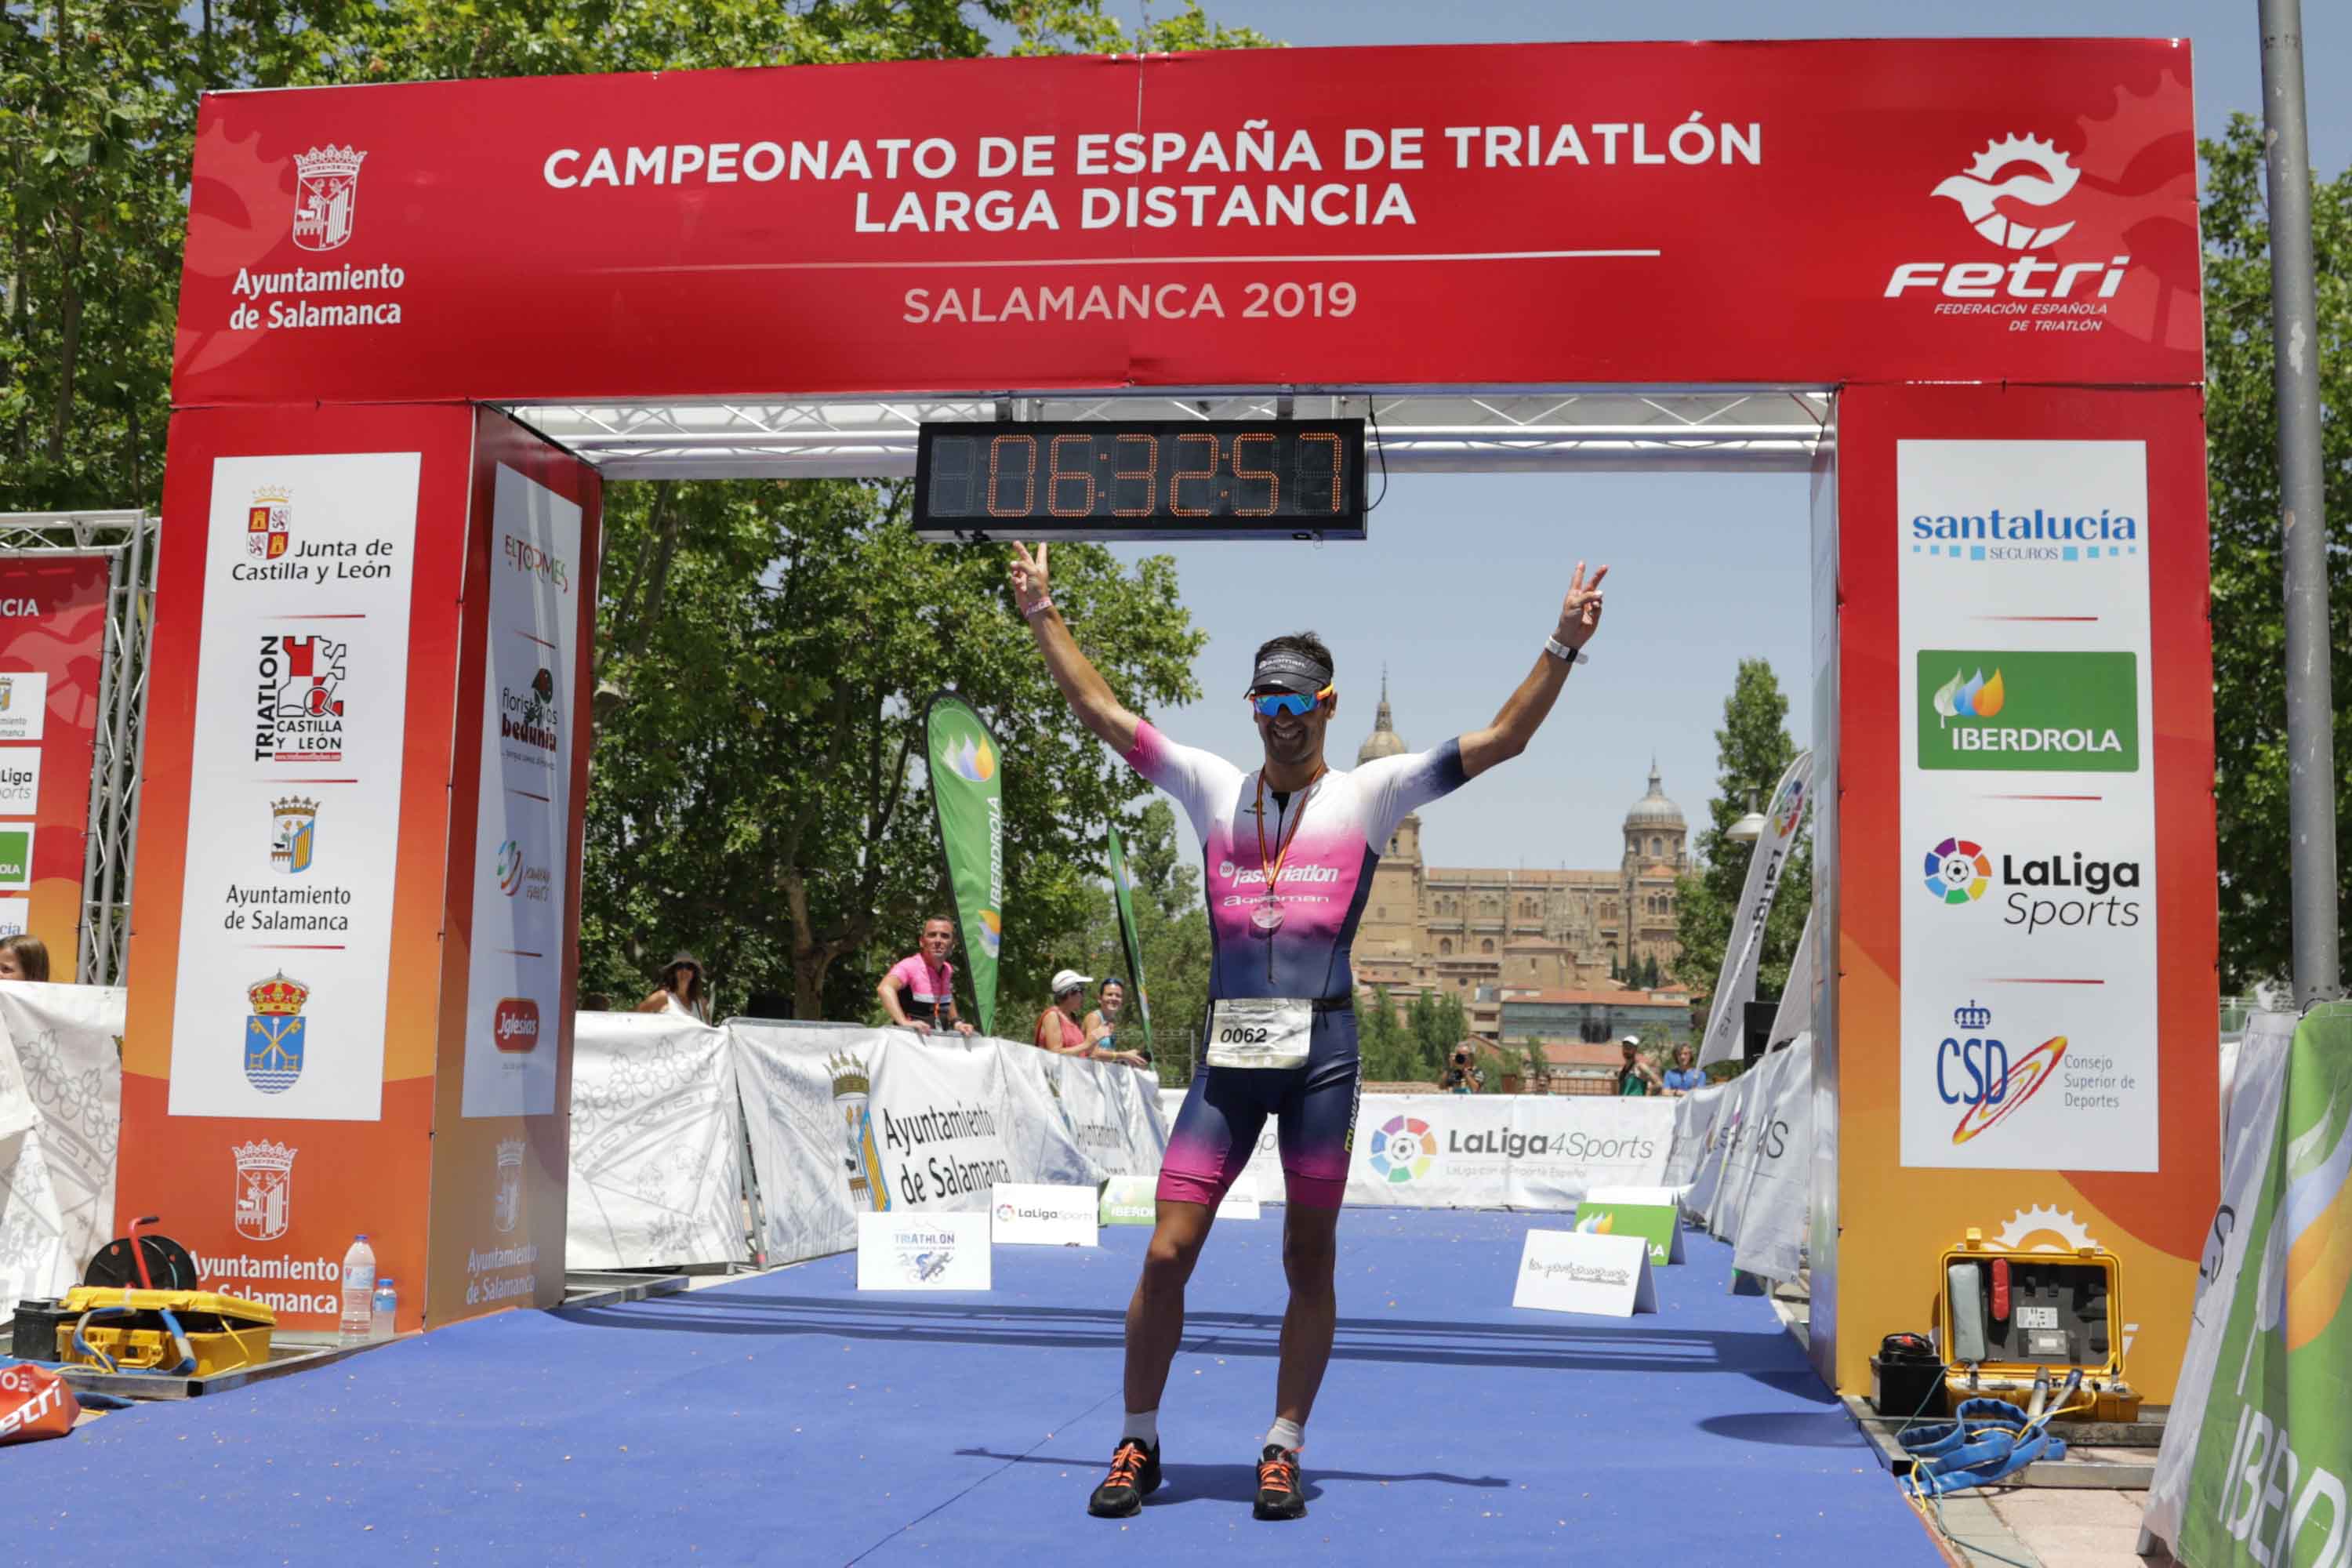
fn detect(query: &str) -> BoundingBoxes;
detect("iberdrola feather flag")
[924,693,1004,1037]
[1697,750,1812,1068]
[1105,822,1155,1058]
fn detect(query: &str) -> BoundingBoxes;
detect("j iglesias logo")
[1918,834,2143,933]
[1886,133,2129,302]
[1935,1000,2066,1145]
[492,997,542,1054]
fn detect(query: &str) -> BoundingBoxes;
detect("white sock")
[1121,1410,1158,1447]
[1265,1417,1305,1454]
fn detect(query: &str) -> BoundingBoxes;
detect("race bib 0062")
[1203,997,1313,1070]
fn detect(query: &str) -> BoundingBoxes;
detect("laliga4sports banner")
[170,40,2199,404]
[0,554,112,969]
[925,693,1003,1037]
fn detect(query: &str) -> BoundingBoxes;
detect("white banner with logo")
[2140,1010,2297,1556]
[565,1011,742,1272]
[1156,1087,1672,1210]
[1711,1043,1806,1246]
[1664,1081,1727,1187]
[0,983,125,1319]
[459,463,581,1119]
[732,1025,1161,1268]
[1897,440,2159,1171]
[1685,1069,1758,1227]
[1698,750,1813,1067]
[169,452,420,1121]
[1730,1036,1815,1281]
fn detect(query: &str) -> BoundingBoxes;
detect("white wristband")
[1022,596,1055,621]
[1544,636,1588,666]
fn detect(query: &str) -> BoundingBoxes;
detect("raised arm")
[1457,561,1608,780]
[1008,542,1141,754]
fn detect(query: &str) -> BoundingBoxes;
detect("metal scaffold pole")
[2257,0,2343,1007]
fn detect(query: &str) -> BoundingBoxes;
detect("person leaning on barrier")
[637,949,712,1022]
[1616,1034,1665,1097]
[878,915,976,1036]
[1035,968,1095,1055]
[1661,1042,1705,1096]
[1084,977,1150,1069]
[0,933,51,982]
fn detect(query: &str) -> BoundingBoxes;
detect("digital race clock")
[913,419,1367,543]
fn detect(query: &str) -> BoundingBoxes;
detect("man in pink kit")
[1007,539,1609,1523]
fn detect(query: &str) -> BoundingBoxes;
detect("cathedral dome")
[1624,762,1685,830]
[1356,673,1407,765]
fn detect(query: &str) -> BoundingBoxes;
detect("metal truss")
[508,389,1831,481]
[0,510,157,985]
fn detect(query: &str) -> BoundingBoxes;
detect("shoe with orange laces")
[1253,1443,1306,1521]
[1087,1437,1161,1518]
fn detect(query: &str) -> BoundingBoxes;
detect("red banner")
[174,38,2201,405]
[0,554,112,972]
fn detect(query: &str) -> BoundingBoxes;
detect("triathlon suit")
[885,953,955,1029]
[1127,720,1469,1208]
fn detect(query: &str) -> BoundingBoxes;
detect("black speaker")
[1742,1000,1778,1062]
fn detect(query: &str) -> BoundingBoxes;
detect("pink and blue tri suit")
[1123,720,1469,1209]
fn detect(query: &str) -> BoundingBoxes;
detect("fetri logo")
[1922,836,1992,905]
[1886,132,2129,301]
[492,997,542,1054]
[1367,1115,1436,1184]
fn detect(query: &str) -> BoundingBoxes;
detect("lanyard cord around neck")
[1254,765,1326,899]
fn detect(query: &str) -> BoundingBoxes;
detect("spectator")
[0,933,49,982]
[637,950,711,1022]
[877,916,976,1036]
[1034,969,1094,1055]
[1661,1043,1706,1096]
[1440,1044,1484,1094]
[1616,1034,1664,1097]
[1084,978,1149,1069]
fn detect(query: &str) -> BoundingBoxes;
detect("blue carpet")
[4,1209,1932,1566]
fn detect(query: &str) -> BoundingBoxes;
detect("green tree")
[2200,115,2352,989]
[1070,797,1213,1083]
[1673,658,1813,1035]
[583,478,1203,1019]
[1358,985,1408,1081]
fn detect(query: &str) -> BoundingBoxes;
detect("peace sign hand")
[1557,561,1609,649]
[1007,541,1051,617]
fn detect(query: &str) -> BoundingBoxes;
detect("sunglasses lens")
[1253,692,1310,718]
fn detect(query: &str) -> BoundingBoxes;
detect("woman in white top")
[637,950,711,1023]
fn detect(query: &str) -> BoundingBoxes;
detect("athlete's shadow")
[956,1446,1508,1505]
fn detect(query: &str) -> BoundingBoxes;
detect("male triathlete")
[1007,540,1608,1523]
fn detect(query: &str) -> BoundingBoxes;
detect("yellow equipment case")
[1932,1229,2140,1422]
[53,1287,277,1377]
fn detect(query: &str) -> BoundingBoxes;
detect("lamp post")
[1726,793,1767,848]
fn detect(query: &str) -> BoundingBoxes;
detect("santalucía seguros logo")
[1367,1115,1436,1184]
[1922,836,1992,905]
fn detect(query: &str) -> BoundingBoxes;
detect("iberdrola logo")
[1932,666,2007,727]
[975,908,1002,958]
[1575,1210,1616,1235]
[946,734,996,783]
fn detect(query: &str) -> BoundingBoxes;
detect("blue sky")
[1103,2,2349,875]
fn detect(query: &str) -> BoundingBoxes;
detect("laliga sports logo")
[1922,836,1992,905]
[1367,1115,1436,1184]
[1887,132,2129,300]
[1768,774,1806,840]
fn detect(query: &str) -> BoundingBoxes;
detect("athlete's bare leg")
[1272,1201,1341,1425]
[1123,1199,1215,1414]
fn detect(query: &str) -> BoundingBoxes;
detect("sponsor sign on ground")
[1513,1229,1657,1317]
[857,1210,991,1291]
[989,1182,1098,1247]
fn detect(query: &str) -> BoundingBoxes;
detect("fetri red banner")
[173,38,2201,403]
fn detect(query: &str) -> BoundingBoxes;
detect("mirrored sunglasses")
[1249,684,1334,719]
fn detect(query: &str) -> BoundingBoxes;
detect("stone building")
[1350,679,1690,1027]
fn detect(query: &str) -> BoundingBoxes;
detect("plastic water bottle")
[338,1234,377,1346]
[369,1277,398,1343]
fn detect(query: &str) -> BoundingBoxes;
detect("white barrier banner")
[1686,1069,1757,1227]
[1732,1036,1814,1282]
[2141,1010,2299,1556]
[1664,1082,1726,1187]
[1698,750,1813,1067]
[566,1011,743,1272]
[1711,1045,1799,1244]
[1153,1087,1672,1210]
[0,984,124,1318]
[734,1025,1159,1268]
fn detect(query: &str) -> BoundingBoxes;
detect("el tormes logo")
[1936,999,2066,1145]
[1918,833,2142,933]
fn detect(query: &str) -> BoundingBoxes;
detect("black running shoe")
[1254,1443,1306,1521]
[1087,1438,1161,1518]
